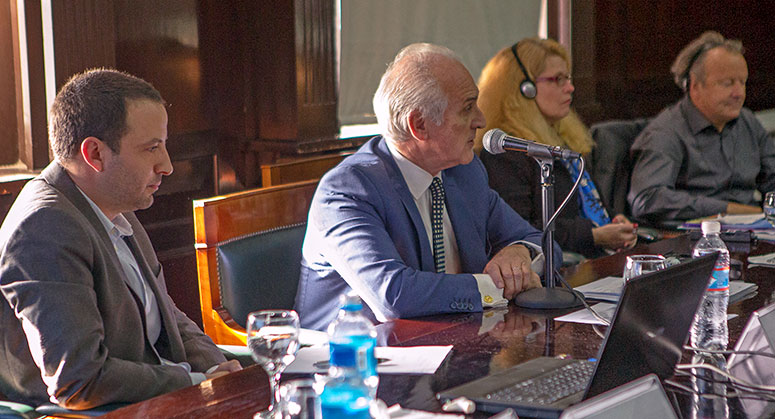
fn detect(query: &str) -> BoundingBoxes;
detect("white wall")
[339,0,544,126]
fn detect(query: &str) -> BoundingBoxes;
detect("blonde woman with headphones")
[476,38,636,260]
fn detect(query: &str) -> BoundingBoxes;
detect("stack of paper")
[748,252,775,268]
[556,303,740,326]
[679,212,773,230]
[574,276,758,305]
[681,213,773,231]
[573,276,622,303]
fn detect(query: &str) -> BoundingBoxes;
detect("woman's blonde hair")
[475,37,594,155]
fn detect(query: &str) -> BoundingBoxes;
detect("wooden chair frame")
[193,180,317,345]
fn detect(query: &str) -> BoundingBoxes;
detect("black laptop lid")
[584,252,718,398]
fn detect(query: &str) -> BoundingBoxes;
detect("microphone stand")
[514,151,582,309]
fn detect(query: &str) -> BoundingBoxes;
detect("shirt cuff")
[473,274,508,308]
[190,372,207,385]
[190,363,220,385]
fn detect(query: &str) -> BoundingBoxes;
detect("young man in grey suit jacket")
[0,69,240,410]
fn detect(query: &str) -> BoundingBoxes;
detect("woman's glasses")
[535,74,572,87]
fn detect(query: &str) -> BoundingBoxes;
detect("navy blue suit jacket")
[295,136,560,330]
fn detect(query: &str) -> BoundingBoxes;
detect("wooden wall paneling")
[12,0,49,169]
[50,0,116,87]
[253,0,297,141]
[233,0,341,187]
[294,0,337,139]
[1,1,19,165]
[575,1,775,125]
[568,0,602,123]
[198,0,255,187]
[114,0,207,134]
[252,0,337,142]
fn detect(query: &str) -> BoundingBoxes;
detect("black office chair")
[588,118,650,218]
[588,118,664,241]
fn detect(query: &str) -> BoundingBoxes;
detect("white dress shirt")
[386,141,507,307]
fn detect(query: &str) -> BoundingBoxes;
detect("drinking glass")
[248,310,301,418]
[764,192,775,227]
[278,378,323,419]
[623,254,667,283]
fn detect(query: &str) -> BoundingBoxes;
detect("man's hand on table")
[484,244,541,299]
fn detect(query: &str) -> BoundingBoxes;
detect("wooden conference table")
[104,234,775,418]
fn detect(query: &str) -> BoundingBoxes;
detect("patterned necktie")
[429,177,446,273]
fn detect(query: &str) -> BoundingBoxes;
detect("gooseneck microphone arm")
[482,128,581,160]
[482,128,583,310]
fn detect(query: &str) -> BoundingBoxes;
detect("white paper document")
[285,345,453,375]
[754,231,775,242]
[575,276,757,305]
[299,328,329,346]
[557,303,740,326]
[555,302,618,325]
[717,213,765,224]
[748,252,775,268]
[386,405,464,418]
[574,276,622,303]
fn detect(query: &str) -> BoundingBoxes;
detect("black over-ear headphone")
[511,43,537,99]
[681,42,720,92]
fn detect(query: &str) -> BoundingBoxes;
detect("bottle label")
[329,336,377,377]
[708,266,729,291]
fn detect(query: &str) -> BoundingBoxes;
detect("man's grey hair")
[372,43,461,142]
[671,31,744,91]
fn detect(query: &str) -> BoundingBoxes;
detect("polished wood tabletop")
[104,234,775,418]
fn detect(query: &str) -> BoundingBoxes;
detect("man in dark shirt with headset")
[629,31,775,222]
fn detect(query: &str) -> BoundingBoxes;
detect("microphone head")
[482,129,506,154]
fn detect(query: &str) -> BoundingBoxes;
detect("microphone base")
[513,287,583,310]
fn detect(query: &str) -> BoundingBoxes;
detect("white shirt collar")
[385,138,440,199]
[77,187,133,237]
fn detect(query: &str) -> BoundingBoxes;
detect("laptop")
[437,253,718,418]
[727,302,775,418]
[559,374,676,419]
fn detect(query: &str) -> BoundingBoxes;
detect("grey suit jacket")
[0,162,225,409]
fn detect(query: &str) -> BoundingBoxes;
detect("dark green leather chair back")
[216,223,307,329]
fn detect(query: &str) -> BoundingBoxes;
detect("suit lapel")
[374,138,435,271]
[122,232,180,361]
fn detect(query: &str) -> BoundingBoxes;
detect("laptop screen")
[727,302,775,417]
[584,252,718,398]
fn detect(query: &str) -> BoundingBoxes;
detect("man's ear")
[407,109,429,142]
[80,137,107,172]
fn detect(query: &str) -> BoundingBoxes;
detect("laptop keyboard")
[485,360,595,405]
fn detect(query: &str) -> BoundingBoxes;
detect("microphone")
[482,128,580,159]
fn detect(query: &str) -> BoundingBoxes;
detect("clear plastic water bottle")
[690,220,729,350]
[690,353,729,419]
[320,292,378,418]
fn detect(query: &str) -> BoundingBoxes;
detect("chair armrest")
[34,402,128,418]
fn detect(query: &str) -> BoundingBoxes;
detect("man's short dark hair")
[49,68,164,161]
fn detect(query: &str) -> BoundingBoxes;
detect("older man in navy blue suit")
[295,43,560,331]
